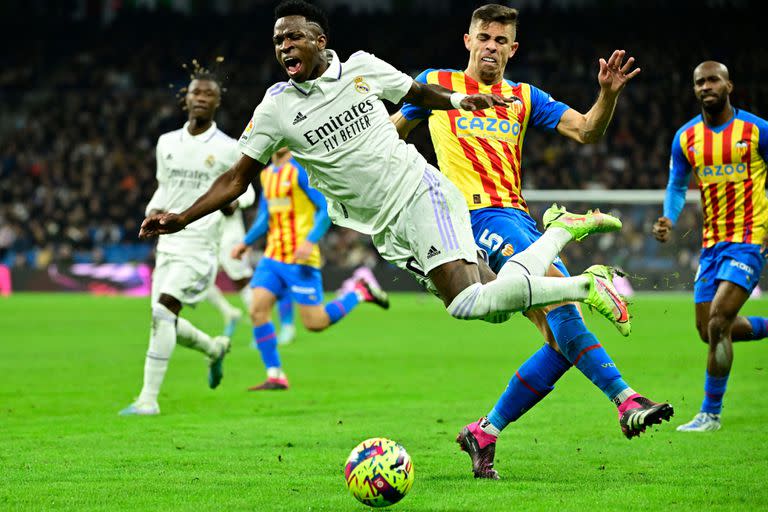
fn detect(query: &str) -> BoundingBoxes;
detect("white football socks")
[176,317,218,357]
[447,274,590,320]
[207,285,239,319]
[266,367,286,379]
[448,227,587,320]
[137,304,177,405]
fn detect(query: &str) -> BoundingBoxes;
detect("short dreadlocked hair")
[274,0,330,37]
[192,71,221,87]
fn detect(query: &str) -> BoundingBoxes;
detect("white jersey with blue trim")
[238,49,426,235]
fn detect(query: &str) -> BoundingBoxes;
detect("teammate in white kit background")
[139,0,631,334]
[121,73,250,416]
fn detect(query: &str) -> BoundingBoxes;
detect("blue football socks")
[701,371,729,414]
[487,343,571,431]
[547,304,629,401]
[278,296,294,328]
[324,292,361,325]
[253,323,281,369]
[745,316,768,340]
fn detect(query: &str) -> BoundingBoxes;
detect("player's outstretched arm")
[556,49,640,144]
[390,111,422,140]
[139,154,260,238]
[402,81,511,113]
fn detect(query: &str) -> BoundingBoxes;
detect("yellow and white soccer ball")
[344,437,414,508]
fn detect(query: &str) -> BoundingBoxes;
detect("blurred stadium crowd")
[1,1,764,287]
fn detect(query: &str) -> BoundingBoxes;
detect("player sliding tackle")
[140,1,628,342]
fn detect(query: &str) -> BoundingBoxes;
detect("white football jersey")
[238,50,426,235]
[147,122,241,254]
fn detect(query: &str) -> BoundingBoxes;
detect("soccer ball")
[344,437,414,508]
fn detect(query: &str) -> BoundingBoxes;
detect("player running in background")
[120,73,246,416]
[205,184,298,345]
[654,61,768,432]
[394,4,672,478]
[230,148,390,390]
[140,1,632,364]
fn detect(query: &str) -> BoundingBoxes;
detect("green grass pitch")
[2,292,767,511]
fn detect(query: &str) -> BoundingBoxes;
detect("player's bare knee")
[299,306,331,331]
[429,260,481,306]
[157,294,182,316]
[249,305,271,325]
[707,312,733,341]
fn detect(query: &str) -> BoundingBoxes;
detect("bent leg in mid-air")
[438,206,629,335]
[455,205,673,478]
[247,258,389,391]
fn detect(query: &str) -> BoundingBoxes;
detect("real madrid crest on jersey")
[354,76,370,94]
[205,155,216,168]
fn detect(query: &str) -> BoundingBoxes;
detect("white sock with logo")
[447,273,590,320]
[137,304,177,405]
[176,317,217,357]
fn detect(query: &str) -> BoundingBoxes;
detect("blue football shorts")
[469,207,569,276]
[249,257,324,305]
[693,241,766,304]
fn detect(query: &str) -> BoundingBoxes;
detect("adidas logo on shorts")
[292,112,307,125]
[427,246,441,259]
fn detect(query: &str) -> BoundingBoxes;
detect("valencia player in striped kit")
[394,4,673,478]
[654,61,768,432]
[231,148,389,390]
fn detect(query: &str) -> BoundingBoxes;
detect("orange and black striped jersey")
[667,109,768,248]
[244,158,330,268]
[401,69,569,212]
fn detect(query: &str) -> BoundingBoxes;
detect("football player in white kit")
[121,74,248,416]
[140,1,630,335]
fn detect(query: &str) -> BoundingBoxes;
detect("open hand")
[460,94,514,112]
[652,216,673,243]
[139,213,185,239]
[598,50,641,95]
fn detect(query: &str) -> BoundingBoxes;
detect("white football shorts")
[372,165,477,293]
[152,250,218,305]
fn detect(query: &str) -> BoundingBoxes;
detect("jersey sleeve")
[145,140,169,216]
[527,84,571,131]
[663,132,692,224]
[361,52,414,104]
[754,115,768,162]
[400,69,433,121]
[238,93,285,164]
[243,194,269,245]
[296,163,331,243]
